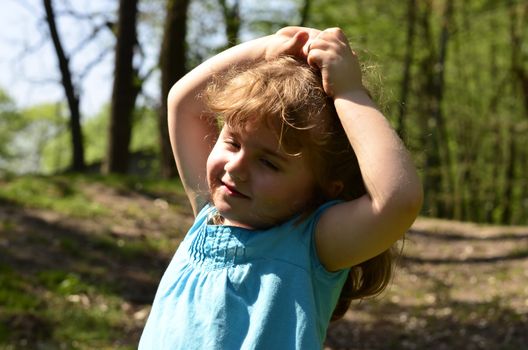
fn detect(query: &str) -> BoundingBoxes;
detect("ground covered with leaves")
[0,175,526,349]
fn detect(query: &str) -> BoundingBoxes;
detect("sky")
[0,0,298,117]
[0,0,124,116]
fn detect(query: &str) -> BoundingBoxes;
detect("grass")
[0,262,126,349]
[1,174,527,349]
[0,174,188,349]
[0,175,104,218]
[0,174,184,219]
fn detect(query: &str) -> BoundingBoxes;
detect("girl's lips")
[221,182,250,198]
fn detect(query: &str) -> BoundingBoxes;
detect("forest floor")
[0,174,527,349]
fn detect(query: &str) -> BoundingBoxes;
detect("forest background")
[1,1,528,349]
[0,0,527,225]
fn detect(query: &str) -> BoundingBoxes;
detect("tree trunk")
[419,0,456,219]
[418,0,442,218]
[43,0,85,172]
[503,0,528,224]
[509,1,528,117]
[159,0,191,179]
[434,0,456,218]
[104,0,140,174]
[397,0,417,140]
[484,13,503,224]
[219,0,241,48]
[299,0,312,27]
[501,124,516,224]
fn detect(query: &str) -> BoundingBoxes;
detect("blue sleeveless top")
[139,202,349,349]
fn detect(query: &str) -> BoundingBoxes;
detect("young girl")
[140,27,423,349]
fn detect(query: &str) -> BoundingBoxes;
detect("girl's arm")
[308,28,423,271]
[168,30,309,215]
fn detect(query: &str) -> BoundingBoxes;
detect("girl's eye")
[224,139,240,149]
[260,158,279,171]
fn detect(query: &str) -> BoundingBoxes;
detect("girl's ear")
[326,180,344,198]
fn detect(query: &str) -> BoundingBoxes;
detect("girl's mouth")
[221,182,250,199]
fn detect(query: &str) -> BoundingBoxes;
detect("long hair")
[204,56,397,321]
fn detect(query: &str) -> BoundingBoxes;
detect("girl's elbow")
[400,182,424,222]
[167,82,183,109]
[382,182,423,225]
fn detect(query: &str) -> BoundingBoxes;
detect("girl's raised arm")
[308,28,423,271]
[168,29,309,215]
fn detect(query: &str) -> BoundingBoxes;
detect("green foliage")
[0,90,23,144]
[3,0,527,224]
[0,100,68,175]
[0,90,26,169]
[308,0,527,224]
[40,104,160,174]
[131,106,160,153]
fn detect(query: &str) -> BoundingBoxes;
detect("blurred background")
[1,0,526,225]
[0,0,527,349]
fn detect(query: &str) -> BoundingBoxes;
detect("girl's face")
[206,121,317,229]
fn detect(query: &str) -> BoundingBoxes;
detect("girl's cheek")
[206,151,221,177]
[208,146,222,165]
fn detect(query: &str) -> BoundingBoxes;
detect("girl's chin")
[212,205,260,229]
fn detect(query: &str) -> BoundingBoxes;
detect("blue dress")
[139,202,349,349]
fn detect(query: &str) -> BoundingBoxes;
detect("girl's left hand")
[306,28,363,98]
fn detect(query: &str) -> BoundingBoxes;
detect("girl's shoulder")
[252,200,344,269]
[295,200,343,233]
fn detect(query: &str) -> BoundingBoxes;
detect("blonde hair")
[204,56,395,321]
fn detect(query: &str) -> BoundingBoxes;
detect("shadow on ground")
[1,191,527,349]
[0,198,174,347]
[326,294,528,350]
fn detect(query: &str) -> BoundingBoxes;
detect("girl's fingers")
[265,30,309,60]
[288,31,309,56]
[303,40,312,56]
[305,28,362,97]
[306,38,338,68]
[306,47,323,68]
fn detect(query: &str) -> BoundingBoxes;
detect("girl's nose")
[224,153,248,182]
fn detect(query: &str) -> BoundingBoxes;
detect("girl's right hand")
[264,27,312,60]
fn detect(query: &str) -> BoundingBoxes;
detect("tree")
[397,0,417,140]
[219,0,241,47]
[104,0,141,174]
[43,0,85,172]
[509,0,528,115]
[159,0,191,178]
[299,0,312,26]
[502,0,528,223]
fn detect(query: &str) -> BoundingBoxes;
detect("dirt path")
[325,218,528,349]
[1,180,527,349]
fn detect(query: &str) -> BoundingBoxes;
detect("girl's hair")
[204,56,396,321]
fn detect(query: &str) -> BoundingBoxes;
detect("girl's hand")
[306,28,363,98]
[264,27,311,60]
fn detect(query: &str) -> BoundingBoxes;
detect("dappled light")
[1,176,527,348]
[0,0,527,348]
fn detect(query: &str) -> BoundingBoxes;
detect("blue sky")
[0,0,121,116]
[0,0,298,116]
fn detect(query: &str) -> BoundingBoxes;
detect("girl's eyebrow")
[225,126,290,162]
[260,146,289,162]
